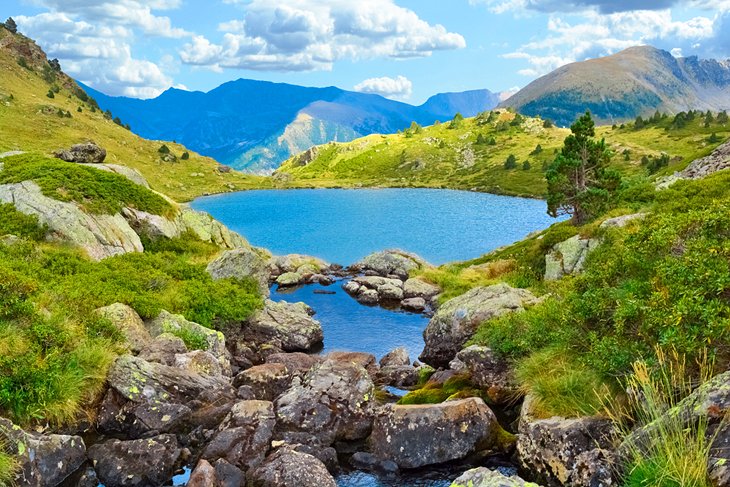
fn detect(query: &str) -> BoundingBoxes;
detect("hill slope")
[84,82,504,173]
[500,46,730,127]
[0,28,269,202]
[276,109,729,198]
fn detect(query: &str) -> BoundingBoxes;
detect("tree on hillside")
[4,18,17,34]
[504,154,517,169]
[546,111,621,224]
[449,112,464,129]
[718,110,729,124]
[543,118,554,129]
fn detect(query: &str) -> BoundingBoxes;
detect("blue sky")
[5,0,730,103]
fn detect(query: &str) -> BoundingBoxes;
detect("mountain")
[0,27,267,201]
[83,82,502,173]
[500,46,730,127]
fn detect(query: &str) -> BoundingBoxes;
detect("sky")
[4,0,730,104]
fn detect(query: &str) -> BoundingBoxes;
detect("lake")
[191,188,557,265]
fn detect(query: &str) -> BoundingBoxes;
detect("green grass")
[276,109,729,198]
[0,153,175,216]
[0,203,46,240]
[167,326,209,351]
[0,28,271,202]
[0,441,19,486]
[398,373,488,405]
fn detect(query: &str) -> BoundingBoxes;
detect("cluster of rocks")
[343,250,441,312]
[681,139,730,180]
[268,254,343,288]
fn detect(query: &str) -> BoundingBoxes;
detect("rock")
[122,207,183,241]
[357,288,379,305]
[380,347,410,367]
[681,139,730,179]
[454,345,516,405]
[148,310,231,376]
[94,163,150,188]
[517,416,615,486]
[95,303,151,354]
[233,363,291,401]
[544,235,600,281]
[245,300,324,352]
[343,281,361,295]
[370,398,510,469]
[54,142,106,163]
[291,146,320,167]
[207,247,271,296]
[0,234,22,246]
[327,351,379,377]
[420,284,538,368]
[76,468,100,487]
[0,417,86,487]
[354,275,403,290]
[567,449,617,487]
[203,400,276,471]
[276,358,375,445]
[309,274,335,285]
[378,282,404,301]
[187,459,217,487]
[600,212,647,229]
[355,250,429,280]
[247,447,337,487]
[378,365,419,388]
[213,459,246,487]
[100,355,235,438]
[218,165,232,173]
[138,333,187,366]
[266,352,322,377]
[450,467,541,487]
[174,350,223,376]
[178,207,250,250]
[401,297,427,312]
[403,278,441,299]
[277,272,304,287]
[269,254,328,276]
[0,181,143,260]
[88,434,181,487]
[350,451,399,474]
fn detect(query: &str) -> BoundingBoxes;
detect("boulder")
[122,207,182,241]
[0,417,86,487]
[54,142,106,163]
[206,247,270,296]
[266,352,322,377]
[353,276,403,290]
[599,212,647,229]
[369,398,510,469]
[355,250,428,279]
[544,235,600,281]
[94,163,150,188]
[276,272,304,287]
[187,458,246,487]
[178,207,250,250]
[378,365,419,388]
[233,363,291,401]
[247,448,337,487]
[269,254,328,277]
[327,351,379,377]
[245,300,323,352]
[403,278,441,299]
[350,451,399,474]
[203,400,276,471]
[401,297,427,312]
[148,310,231,375]
[356,288,379,305]
[0,181,143,260]
[420,284,538,368]
[87,434,181,487]
[95,303,151,354]
[517,416,615,486]
[451,467,542,487]
[173,350,223,376]
[138,333,187,366]
[380,347,410,367]
[276,358,376,445]
[453,345,516,405]
[378,282,404,301]
[343,281,361,295]
[187,459,217,487]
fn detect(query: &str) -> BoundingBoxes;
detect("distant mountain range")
[84,81,504,173]
[500,46,730,127]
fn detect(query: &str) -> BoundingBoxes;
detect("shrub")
[504,154,517,169]
[522,160,531,171]
[0,154,175,217]
[181,151,190,160]
[168,326,208,351]
[46,89,54,99]
[543,119,554,128]
[0,203,47,240]
[449,113,464,129]
[158,144,170,154]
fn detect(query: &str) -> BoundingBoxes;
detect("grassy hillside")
[276,109,729,198]
[0,28,271,202]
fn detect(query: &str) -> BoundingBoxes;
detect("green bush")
[168,326,208,351]
[0,153,175,217]
[0,203,46,240]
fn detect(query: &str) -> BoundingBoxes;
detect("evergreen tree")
[181,151,190,160]
[718,110,729,124]
[522,160,531,171]
[503,154,517,169]
[546,111,621,224]
[543,119,554,129]
[449,112,464,129]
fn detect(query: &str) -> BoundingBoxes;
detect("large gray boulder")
[269,254,329,277]
[0,418,86,487]
[451,468,542,487]
[369,398,509,469]
[275,358,376,445]
[202,400,276,471]
[93,163,150,188]
[0,181,143,260]
[207,246,271,296]
[54,142,106,163]
[233,363,291,401]
[244,300,324,352]
[403,278,441,300]
[177,207,250,249]
[517,416,615,487]
[87,434,181,487]
[544,235,600,281]
[420,284,539,368]
[355,250,429,279]
[95,303,151,354]
[247,448,337,487]
[451,345,516,405]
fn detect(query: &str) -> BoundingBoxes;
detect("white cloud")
[354,75,413,100]
[14,1,188,97]
[180,0,466,72]
[469,0,728,14]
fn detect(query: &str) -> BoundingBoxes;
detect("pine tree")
[546,111,621,224]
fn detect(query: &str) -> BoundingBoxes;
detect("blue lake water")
[191,188,556,265]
